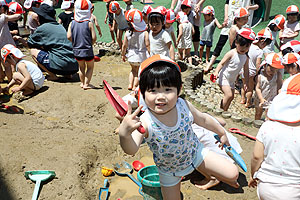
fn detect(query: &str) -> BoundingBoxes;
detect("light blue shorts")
[158,146,209,187]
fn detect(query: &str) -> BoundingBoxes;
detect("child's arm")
[10,63,31,93]
[228,27,237,47]
[6,14,22,22]
[191,24,195,35]
[67,22,72,42]
[214,18,224,29]
[58,18,62,24]
[213,50,233,78]
[121,34,128,62]
[104,9,108,24]
[89,21,97,44]
[255,57,262,72]
[170,31,177,49]
[119,104,146,155]
[243,58,250,92]
[168,41,175,60]
[176,24,183,47]
[255,75,266,106]
[248,140,264,188]
[195,0,205,13]
[187,100,230,147]
[145,31,150,53]
[93,15,102,38]
[276,71,283,94]
[281,31,299,39]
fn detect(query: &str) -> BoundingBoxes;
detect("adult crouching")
[28,4,78,81]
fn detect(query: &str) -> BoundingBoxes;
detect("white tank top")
[142,98,200,173]
[219,50,248,84]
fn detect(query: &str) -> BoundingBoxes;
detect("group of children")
[1,1,300,199]
[213,5,300,122]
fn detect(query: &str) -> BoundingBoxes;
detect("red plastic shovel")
[229,128,256,141]
[103,80,145,134]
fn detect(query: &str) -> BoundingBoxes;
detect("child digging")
[254,53,283,120]
[245,29,273,108]
[119,54,239,200]
[67,0,96,90]
[1,44,44,95]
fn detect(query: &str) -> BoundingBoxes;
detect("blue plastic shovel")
[25,170,56,200]
[214,135,247,172]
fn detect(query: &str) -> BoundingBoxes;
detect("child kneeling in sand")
[119,55,239,200]
[1,44,44,95]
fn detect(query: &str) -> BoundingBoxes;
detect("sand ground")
[0,53,260,200]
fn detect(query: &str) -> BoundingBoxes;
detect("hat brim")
[61,1,71,9]
[139,54,181,77]
[132,21,147,32]
[32,6,56,22]
[267,93,300,123]
[166,19,175,23]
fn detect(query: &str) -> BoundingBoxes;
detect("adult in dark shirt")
[17,4,78,80]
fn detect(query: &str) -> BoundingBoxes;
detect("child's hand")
[119,102,143,137]
[259,99,267,108]
[11,87,21,93]
[219,134,230,148]
[104,18,107,24]
[248,178,258,188]
[213,71,219,79]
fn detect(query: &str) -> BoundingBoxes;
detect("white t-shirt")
[248,44,263,76]
[149,29,172,58]
[281,21,300,44]
[254,121,300,184]
[174,0,202,26]
[125,31,148,63]
[263,27,278,53]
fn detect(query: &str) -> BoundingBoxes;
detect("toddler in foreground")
[119,55,239,200]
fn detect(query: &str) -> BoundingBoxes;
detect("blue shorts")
[36,50,78,75]
[158,145,209,187]
[36,50,50,70]
[200,40,213,47]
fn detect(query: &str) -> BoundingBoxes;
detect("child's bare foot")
[245,103,252,108]
[240,99,246,104]
[80,83,84,88]
[83,84,95,90]
[128,84,133,90]
[193,177,220,190]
